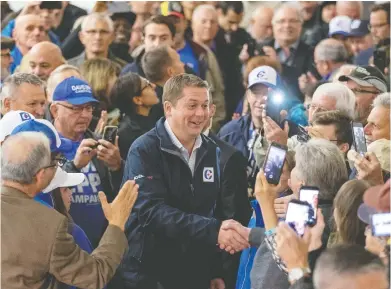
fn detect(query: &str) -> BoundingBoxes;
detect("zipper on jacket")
[190,183,195,196]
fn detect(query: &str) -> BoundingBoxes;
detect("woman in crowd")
[111,72,159,159]
[332,180,370,246]
[80,58,121,132]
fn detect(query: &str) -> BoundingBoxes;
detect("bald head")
[27,41,65,82]
[336,1,362,19]
[14,15,45,54]
[193,4,217,20]
[250,6,274,41]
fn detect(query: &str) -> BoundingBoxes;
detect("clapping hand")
[218,220,250,254]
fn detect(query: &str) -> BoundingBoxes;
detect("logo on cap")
[71,85,92,94]
[351,19,361,29]
[356,67,370,76]
[257,70,267,80]
[19,112,32,121]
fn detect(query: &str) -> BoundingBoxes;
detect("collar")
[274,39,300,51]
[164,119,202,152]
[1,185,32,199]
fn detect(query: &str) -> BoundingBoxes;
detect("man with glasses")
[370,3,390,46]
[50,76,123,248]
[1,36,14,83]
[1,73,47,119]
[339,66,388,124]
[1,131,139,289]
[68,13,126,69]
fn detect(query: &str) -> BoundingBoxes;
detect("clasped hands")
[217,220,251,254]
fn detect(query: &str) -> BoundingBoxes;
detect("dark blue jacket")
[217,115,252,159]
[116,118,223,289]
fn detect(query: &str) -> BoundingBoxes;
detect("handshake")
[217,220,251,254]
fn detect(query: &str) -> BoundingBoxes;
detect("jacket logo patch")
[203,167,214,182]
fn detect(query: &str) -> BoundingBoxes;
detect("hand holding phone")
[299,186,319,226]
[103,126,118,145]
[285,200,311,236]
[352,122,367,155]
[263,142,287,185]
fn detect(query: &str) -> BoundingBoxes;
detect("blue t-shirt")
[177,41,199,76]
[62,138,105,248]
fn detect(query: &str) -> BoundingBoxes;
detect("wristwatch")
[288,267,311,283]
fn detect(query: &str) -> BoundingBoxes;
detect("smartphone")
[373,50,389,74]
[371,213,391,237]
[285,200,311,236]
[299,186,319,226]
[40,1,62,9]
[266,91,283,125]
[352,122,367,155]
[308,63,322,81]
[263,142,288,185]
[103,126,118,144]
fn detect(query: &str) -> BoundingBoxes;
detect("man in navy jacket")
[115,74,249,289]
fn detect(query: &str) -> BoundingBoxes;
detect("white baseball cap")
[42,167,85,193]
[0,110,35,142]
[329,15,352,37]
[248,66,281,89]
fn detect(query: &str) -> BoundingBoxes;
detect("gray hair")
[373,92,390,108]
[314,244,386,289]
[81,13,114,32]
[295,138,348,200]
[313,83,356,119]
[315,39,348,63]
[142,45,173,83]
[193,4,217,20]
[46,64,81,97]
[1,73,46,100]
[1,132,51,184]
[272,2,303,25]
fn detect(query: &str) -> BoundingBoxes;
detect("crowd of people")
[0,1,390,289]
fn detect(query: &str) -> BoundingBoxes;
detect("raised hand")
[97,136,122,171]
[99,180,139,231]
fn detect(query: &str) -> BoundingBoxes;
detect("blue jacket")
[217,115,252,159]
[116,118,223,289]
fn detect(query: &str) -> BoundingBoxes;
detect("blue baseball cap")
[52,76,98,105]
[349,19,370,37]
[10,119,72,153]
[248,65,282,90]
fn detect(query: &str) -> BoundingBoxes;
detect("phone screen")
[371,213,391,237]
[299,187,319,225]
[103,126,118,144]
[352,122,367,155]
[263,144,287,185]
[285,201,310,236]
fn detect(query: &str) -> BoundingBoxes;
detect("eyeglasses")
[84,29,111,36]
[308,104,328,113]
[350,88,380,95]
[368,23,389,30]
[136,79,153,96]
[275,19,301,25]
[0,52,11,57]
[41,157,67,170]
[56,103,95,113]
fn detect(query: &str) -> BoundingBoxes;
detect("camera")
[246,38,266,58]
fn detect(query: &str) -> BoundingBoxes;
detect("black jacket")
[115,118,224,289]
[118,113,155,160]
[214,28,251,122]
[54,4,87,42]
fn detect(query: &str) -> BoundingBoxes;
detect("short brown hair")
[311,110,353,147]
[371,3,390,23]
[163,74,209,106]
[142,45,173,83]
[143,15,176,38]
